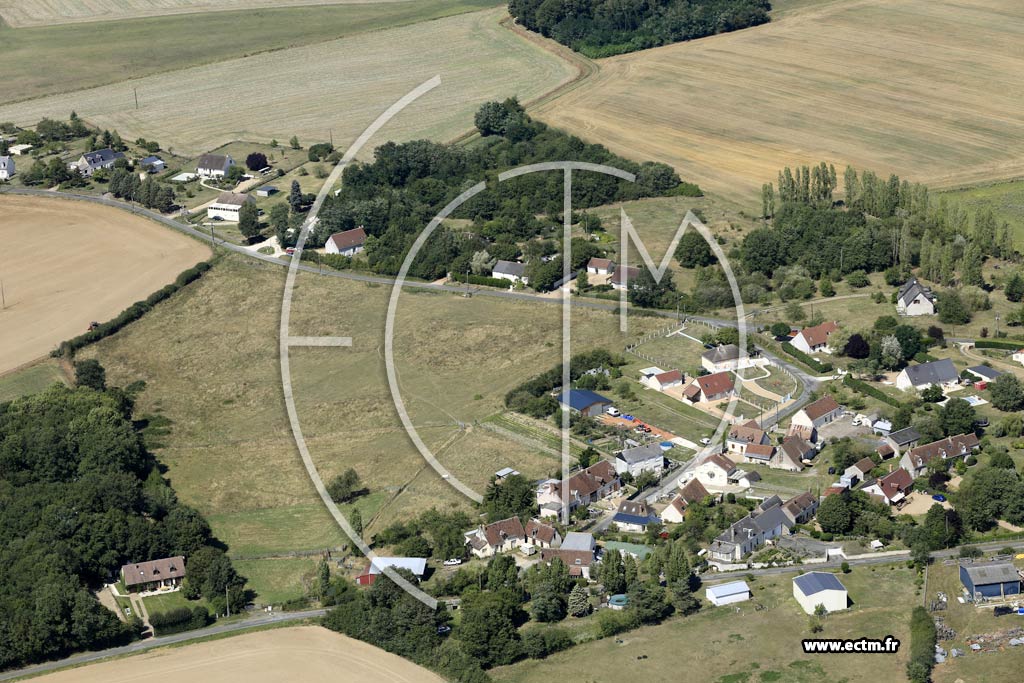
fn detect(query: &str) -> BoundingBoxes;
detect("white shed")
[792,572,848,614]
[705,580,751,607]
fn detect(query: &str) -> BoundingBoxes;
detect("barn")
[792,572,848,614]
[959,562,1021,600]
[705,580,751,607]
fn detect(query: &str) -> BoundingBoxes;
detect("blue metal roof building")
[960,562,1021,600]
[558,389,612,417]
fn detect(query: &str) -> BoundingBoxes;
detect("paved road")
[699,539,1024,584]
[0,608,327,682]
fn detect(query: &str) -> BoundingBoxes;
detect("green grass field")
[939,180,1024,246]
[0,359,67,402]
[0,1,500,101]
[0,8,575,158]
[232,557,318,605]
[142,590,204,616]
[493,565,920,683]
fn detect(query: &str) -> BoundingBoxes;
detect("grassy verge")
[0,360,67,402]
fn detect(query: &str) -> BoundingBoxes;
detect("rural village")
[3,2,1024,683]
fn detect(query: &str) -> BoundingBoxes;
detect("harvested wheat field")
[0,196,209,374]
[30,626,444,683]
[534,0,1024,208]
[0,8,576,157]
[0,0,412,27]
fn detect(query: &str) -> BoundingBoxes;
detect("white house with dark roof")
[610,265,639,290]
[615,443,665,478]
[207,192,253,221]
[492,260,528,284]
[701,344,760,373]
[708,498,793,562]
[0,155,14,180]
[138,155,165,172]
[895,358,959,392]
[325,227,367,256]
[196,153,234,178]
[70,148,124,176]
[793,572,847,614]
[896,278,936,316]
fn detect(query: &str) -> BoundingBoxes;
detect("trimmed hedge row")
[54,260,213,357]
[974,339,1024,350]
[449,272,512,289]
[780,342,833,374]
[148,605,210,637]
[842,374,901,408]
[906,606,936,683]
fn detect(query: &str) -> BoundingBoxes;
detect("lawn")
[629,327,711,378]
[232,557,319,606]
[492,565,920,682]
[142,590,204,617]
[0,8,576,158]
[534,0,1024,209]
[0,359,67,402]
[0,0,500,99]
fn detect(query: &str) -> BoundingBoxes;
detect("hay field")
[533,0,1024,208]
[0,0,415,27]
[0,196,209,374]
[0,8,575,157]
[30,626,443,683]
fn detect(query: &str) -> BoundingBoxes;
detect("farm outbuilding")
[792,572,848,614]
[959,562,1021,600]
[705,581,751,606]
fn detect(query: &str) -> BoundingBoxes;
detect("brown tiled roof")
[525,519,557,544]
[797,321,838,348]
[851,457,876,475]
[705,452,736,474]
[213,191,251,206]
[802,395,841,421]
[121,556,186,587]
[784,491,817,513]
[611,265,640,285]
[587,257,614,270]
[877,469,913,500]
[679,478,710,505]
[654,369,683,384]
[745,443,775,459]
[697,371,734,398]
[877,443,894,457]
[616,499,652,517]
[666,495,687,517]
[823,486,847,497]
[906,433,979,467]
[557,461,618,499]
[729,420,766,444]
[781,435,814,460]
[541,548,593,568]
[483,517,526,547]
[327,227,367,251]
[683,383,701,399]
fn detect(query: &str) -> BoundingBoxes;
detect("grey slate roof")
[961,562,1020,586]
[898,278,935,306]
[902,359,958,387]
[493,260,526,277]
[702,344,742,363]
[617,443,664,464]
[793,572,846,596]
[889,427,921,446]
[81,148,123,169]
[967,365,1002,381]
[197,153,230,171]
[561,532,595,552]
[753,505,793,532]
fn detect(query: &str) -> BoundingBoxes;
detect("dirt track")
[0,195,209,374]
[29,626,443,683]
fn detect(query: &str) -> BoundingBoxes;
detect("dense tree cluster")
[508,0,771,58]
[0,381,242,670]
[505,349,626,417]
[309,99,693,282]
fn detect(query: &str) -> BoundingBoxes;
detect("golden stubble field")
[534,0,1024,208]
[0,8,575,157]
[0,0,413,27]
[0,196,209,374]
[30,626,443,683]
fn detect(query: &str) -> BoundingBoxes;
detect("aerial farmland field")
[0,195,210,374]
[0,8,575,157]
[533,0,1024,208]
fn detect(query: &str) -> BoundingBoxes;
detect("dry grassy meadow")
[0,196,210,374]
[28,626,443,683]
[0,8,575,157]
[0,0,416,27]
[533,0,1024,208]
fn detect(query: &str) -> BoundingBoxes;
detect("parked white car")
[443,558,462,566]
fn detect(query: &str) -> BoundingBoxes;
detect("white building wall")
[794,586,847,614]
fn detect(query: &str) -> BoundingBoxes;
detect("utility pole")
[226,586,230,618]
[134,88,139,110]
[1,279,5,310]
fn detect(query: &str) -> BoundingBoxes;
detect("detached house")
[207,192,253,221]
[642,368,684,392]
[586,257,615,275]
[896,278,936,316]
[465,517,526,559]
[610,265,640,290]
[70,148,124,176]
[689,452,738,490]
[120,556,186,593]
[781,492,819,525]
[325,227,367,256]
[196,153,234,178]
[726,420,770,460]
[614,443,665,478]
[789,395,842,440]
[536,460,621,518]
[790,321,839,355]
[523,519,561,550]
[771,436,815,472]
[862,468,913,506]
[701,343,757,374]
[900,433,980,477]
[612,499,658,533]
[0,155,14,180]
[843,457,876,486]
[492,260,528,284]
[683,371,735,403]
[895,359,958,392]
[540,532,595,578]
[708,499,793,563]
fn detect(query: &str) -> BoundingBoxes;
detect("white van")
[605,406,621,417]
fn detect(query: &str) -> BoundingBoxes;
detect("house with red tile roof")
[536,460,621,518]
[586,257,615,275]
[790,395,842,439]
[726,419,769,459]
[791,321,839,355]
[465,517,526,559]
[684,371,735,403]
[862,468,914,506]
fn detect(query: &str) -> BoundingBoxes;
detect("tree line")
[0,371,244,671]
[508,0,771,58]
[309,98,696,282]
